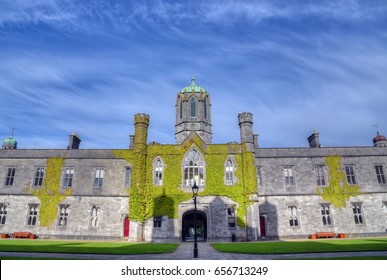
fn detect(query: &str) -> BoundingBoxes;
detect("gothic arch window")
[180,100,183,119]
[190,97,196,118]
[183,149,205,187]
[153,158,164,186]
[225,158,235,186]
[203,99,207,119]
[90,205,101,228]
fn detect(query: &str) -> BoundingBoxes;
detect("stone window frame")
[224,158,236,186]
[62,167,75,188]
[27,203,39,226]
[257,165,263,188]
[4,167,16,187]
[0,203,9,225]
[344,165,357,185]
[283,166,296,187]
[227,206,236,228]
[93,167,105,189]
[320,203,333,226]
[89,205,102,229]
[375,164,387,185]
[153,216,162,228]
[314,165,327,186]
[58,204,70,227]
[124,166,132,188]
[153,157,164,186]
[383,202,387,222]
[182,148,205,188]
[351,202,365,225]
[190,97,197,118]
[33,167,45,187]
[287,204,300,227]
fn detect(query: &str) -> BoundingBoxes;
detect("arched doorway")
[182,210,207,241]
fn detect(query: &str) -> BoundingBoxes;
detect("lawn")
[212,238,387,254]
[0,240,178,255]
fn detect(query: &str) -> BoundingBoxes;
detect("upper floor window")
[227,207,236,228]
[93,167,105,188]
[27,204,39,226]
[315,165,327,186]
[58,204,70,227]
[4,167,16,187]
[153,158,164,186]
[283,166,295,187]
[351,202,364,225]
[90,205,101,228]
[375,165,386,185]
[225,158,235,186]
[288,205,299,227]
[190,98,196,117]
[345,165,357,185]
[0,203,8,225]
[183,149,205,187]
[125,167,132,188]
[33,167,45,187]
[257,166,263,188]
[63,167,74,188]
[320,204,332,226]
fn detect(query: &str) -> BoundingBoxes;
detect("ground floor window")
[0,203,8,225]
[58,204,70,227]
[320,204,332,226]
[352,202,364,225]
[227,207,236,228]
[153,216,162,228]
[27,204,39,226]
[90,205,101,228]
[288,205,299,227]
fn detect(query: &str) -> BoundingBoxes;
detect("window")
[153,216,162,228]
[153,158,164,186]
[58,204,70,227]
[315,165,327,186]
[320,204,332,226]
[33,167,45,187]
[27,204,39,226]
[180,100,183,119]
[0,203,8,225]
[190,98,196,117]
[124,167,132,188]
[345,165,357,185]
[383,202,387,221]
[225,158,235,186]
[227,207,236,228]
[257,166,263,188]
[183,149,205,187]
[375,165,386,185]
[204,99,207,118]
[93,167,105,188]
[63,167,74,188]
[284,166,295,187]
[4,167,16,187]
[288,205,299,227]
[90,205,101,228]
[352,203,364,225]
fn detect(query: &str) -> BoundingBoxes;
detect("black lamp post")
[192,181,199,258]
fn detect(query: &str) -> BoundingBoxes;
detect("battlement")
[134,113,150,126]
[238,112,253,125]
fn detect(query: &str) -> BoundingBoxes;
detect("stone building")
[1,76,387,242]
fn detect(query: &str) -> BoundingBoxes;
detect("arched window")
[190,98,196,117]
[225,158,235,186]
[180,100,183,119]
[183,149,205,187]
[153,158,164,186]
[204,99,207,119]
[90,205,101,228]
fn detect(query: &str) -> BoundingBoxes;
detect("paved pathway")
[1,242,387,260]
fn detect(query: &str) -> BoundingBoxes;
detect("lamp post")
[192,181,199,258]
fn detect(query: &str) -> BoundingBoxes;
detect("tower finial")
[191,72,196,85]
[11,128,15,137]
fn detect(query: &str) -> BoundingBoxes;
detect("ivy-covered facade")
[1,77,387,241]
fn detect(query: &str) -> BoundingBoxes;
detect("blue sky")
[1,0,387,149]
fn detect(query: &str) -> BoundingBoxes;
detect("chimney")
[307,130,320,148]
[67,133,81,150]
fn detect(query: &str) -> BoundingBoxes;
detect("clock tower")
[175,75,212,144]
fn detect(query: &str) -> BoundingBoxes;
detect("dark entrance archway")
[182,210,207,241]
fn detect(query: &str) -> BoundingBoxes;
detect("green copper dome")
[2,136,17,149]
[180,74,207,94]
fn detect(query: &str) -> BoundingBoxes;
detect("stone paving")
[1,242,387,260]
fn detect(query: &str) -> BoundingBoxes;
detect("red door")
[124,217,130,238]
[259,216,266,237]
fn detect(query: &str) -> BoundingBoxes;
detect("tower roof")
[2,136,17,149]
[180,74,207,94]
[373,131,387,146]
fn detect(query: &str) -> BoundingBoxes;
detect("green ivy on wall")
[114,133,258,228]
[31,157,71,227]
[316,155,360,209]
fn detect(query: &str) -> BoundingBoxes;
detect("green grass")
[212,238,387,254]
[279,256,387,260]
[0,240,178,255]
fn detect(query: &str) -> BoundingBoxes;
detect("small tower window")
[204,99,207,119]
[225,158,235,186]
[153,158,164,186]
[190,98,196,117]
[180,100,183,119]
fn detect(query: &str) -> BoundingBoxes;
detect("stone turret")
[238,112,255,151]
[134,113,149,148]
[67,132,81,150]
[307,130,321,148]
[2,136,17,149]
[373,131,387,147]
